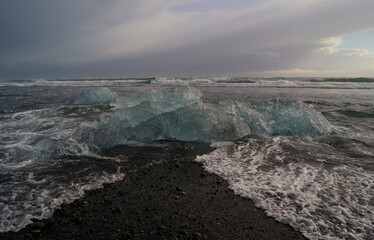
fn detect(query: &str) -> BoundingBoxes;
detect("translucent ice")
[75,88,330,149]
[71,87,118,105]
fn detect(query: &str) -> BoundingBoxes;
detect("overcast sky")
[1,0,374,79]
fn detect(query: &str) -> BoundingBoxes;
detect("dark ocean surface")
[0,77,373,239]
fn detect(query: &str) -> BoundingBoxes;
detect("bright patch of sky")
[339,30,374,51]
[171,0,261,13]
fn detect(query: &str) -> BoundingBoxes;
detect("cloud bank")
[1,0,374,78]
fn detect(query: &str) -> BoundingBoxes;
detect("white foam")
[0,106,125,232]
[151,77,219,85]
[0,106,94,166]
[257,79,374,89]
[0,166,125,233]
[196,138,374,240]
[1,77,374,89]
[0,78,151,87]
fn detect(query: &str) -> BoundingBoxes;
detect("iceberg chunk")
[71,87,118,105]
[116,87,202,109]
[74,88,330,149]
[238,99,331,138]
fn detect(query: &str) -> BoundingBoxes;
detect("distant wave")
[0,78,154,87]
[1,77,374,89]
[316,77,374,83]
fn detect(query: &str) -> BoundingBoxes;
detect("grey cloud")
[1,0,374,78]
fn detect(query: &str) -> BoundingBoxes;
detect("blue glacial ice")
[75,88,330,149]
[71,87,118,105]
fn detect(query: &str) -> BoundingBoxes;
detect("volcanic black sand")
[1,142,306,240]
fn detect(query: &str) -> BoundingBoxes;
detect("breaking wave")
[1,77,374,89]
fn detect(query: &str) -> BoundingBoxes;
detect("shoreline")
[1,144,306,239]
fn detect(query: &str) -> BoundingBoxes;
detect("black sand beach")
[1,143,306,240]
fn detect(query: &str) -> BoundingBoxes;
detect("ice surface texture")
[75,88,330,149]
[71,87,118,105]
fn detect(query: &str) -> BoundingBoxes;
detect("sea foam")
[196,138,374,240]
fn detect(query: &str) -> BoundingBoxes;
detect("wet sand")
[1,143,306,240]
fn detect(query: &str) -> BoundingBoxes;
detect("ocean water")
[0,77,373,239]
